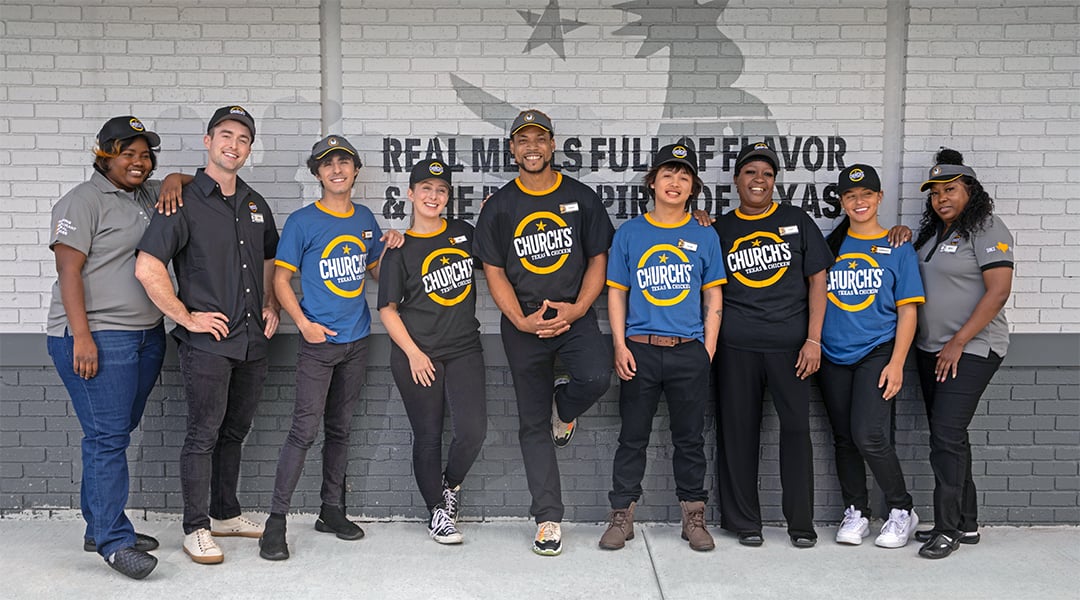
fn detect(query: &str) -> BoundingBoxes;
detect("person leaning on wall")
[46,116,188,580]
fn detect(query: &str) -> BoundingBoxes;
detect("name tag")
[678,240,698,252]
[450,235,468,245]
[779,225,799,236]
[559,202,579,214]
[940,244,957,254]
[870,245,892,255]
[250,213,264,223]
[362,230,373,239]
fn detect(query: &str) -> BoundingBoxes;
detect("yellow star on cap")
[536,221,547,231]
[848,261,858,269]
[752,238,762,247]
[659,254,668,263]
[440,256,450,265]
[996,241,1010,253]
[342,245,352,254]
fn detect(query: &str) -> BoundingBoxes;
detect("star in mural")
[518,0,586,59]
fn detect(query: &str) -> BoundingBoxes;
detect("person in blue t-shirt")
[259,135,401,561]
[820,164,925,550]
[601,143,725,552]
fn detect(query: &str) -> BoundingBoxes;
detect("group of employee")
[46,107,1011,579]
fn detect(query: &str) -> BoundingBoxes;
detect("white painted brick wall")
[0,0,1076,333]
[903,1,1080,332]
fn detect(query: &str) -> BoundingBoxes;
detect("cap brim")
[919,174,963,192]
[511,123,551,136]
[313,146,356,160]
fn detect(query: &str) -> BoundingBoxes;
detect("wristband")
[805,338,820,346]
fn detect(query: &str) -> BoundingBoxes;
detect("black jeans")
[270,338,368,514]
[501,308,612,523]
[714,344,816,539]
[610,340,710,509]
[178,343,268,534]
[391,347,487,510]
[917,349,1002,538]
[819,341,913,518]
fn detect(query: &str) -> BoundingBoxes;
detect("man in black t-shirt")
[473,110,615,556]
[711,142,832,549]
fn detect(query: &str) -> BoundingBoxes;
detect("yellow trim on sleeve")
[606,280,630,291]
[702,278,727,290]
[274,260,298,272]
[896,296,925,306]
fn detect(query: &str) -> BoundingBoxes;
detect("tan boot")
[680,500,715,551]
[598,502,636,550]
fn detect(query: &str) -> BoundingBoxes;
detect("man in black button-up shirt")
[136,105,280,564]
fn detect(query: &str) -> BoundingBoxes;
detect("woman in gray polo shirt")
[908,148,1013,560]
[46,116,185,580]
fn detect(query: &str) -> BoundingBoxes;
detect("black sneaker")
[533,521,562,556]
[85,532,159,553]
[315,504,365,541]
[442,477,461,522]
[106,547,157,580]
[259,514,290,561]
[429,505,463,545]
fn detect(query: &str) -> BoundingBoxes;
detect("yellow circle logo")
[849,168,864,182]
[129,118,145,132]
[636,244,691,307]
[421,248,472,307]
[513,211,571,275]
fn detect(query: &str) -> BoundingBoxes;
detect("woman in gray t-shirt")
[45,116,184,580]
[909,148,1013,560]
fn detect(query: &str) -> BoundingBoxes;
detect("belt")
[627,334,696,347]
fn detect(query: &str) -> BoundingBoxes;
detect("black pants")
[610,340,710,509]
[714,344,816,538]
[917,349,1002,538]
[501,308,612,523]
[270,338,367,514]
[391,347,487,511]
[178,343,267,534]
[819,342,912,518]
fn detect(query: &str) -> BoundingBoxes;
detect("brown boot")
[680,500,715,551]
[598,502,636,550]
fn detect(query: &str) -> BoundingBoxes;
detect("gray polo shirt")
[915,214,1013,358]
[46,170,163,336]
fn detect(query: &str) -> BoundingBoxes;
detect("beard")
[517,157,552,175]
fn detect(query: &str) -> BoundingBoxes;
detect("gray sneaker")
[551,376,576,448]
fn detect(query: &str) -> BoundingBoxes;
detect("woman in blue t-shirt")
[820,164,925,550]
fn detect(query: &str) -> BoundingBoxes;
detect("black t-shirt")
[137,169,279,361]
[377,218,482,362]
[473,173,614,307]
[712,202,832,352]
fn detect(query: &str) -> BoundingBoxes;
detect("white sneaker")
[183,528,224,564]
[876,508,918,548]
[835,506,870,545]
[211,514,264,539]
[550,376,576,448]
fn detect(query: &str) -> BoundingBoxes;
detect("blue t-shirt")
[821,231,925,365]
[607,213,726,342]
[274,201,385,343]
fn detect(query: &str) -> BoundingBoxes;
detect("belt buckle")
[651,335,677,347]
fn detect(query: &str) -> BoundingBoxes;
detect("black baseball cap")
[409,158,453,187]
[735,141,778,173]
[97,116,160,149]
[310,134,359,161]
[920,163,977,191]
[510,110,553,137]
[836,164,882,196]
[207,105,256,139]
[653,143,698,177]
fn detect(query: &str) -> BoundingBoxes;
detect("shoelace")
[881,512,909,536]
[686,508,706,530]
[430,508,456,535]
[610,510,627,528]
[538,522,560,542]
[442,485,459,517]
[840,507,862,529]
[196,530,217,551]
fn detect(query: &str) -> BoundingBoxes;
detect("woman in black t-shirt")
[377,159,486,545]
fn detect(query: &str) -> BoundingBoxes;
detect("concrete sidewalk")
[1,514,1076,599]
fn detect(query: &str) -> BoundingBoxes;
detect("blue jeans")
[47,325,166,558]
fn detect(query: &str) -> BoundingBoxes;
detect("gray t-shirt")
[915,214,1013,358]
[46,171,163,336]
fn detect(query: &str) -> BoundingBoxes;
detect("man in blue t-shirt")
[602,143,725,553]
[259,135,397,561]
